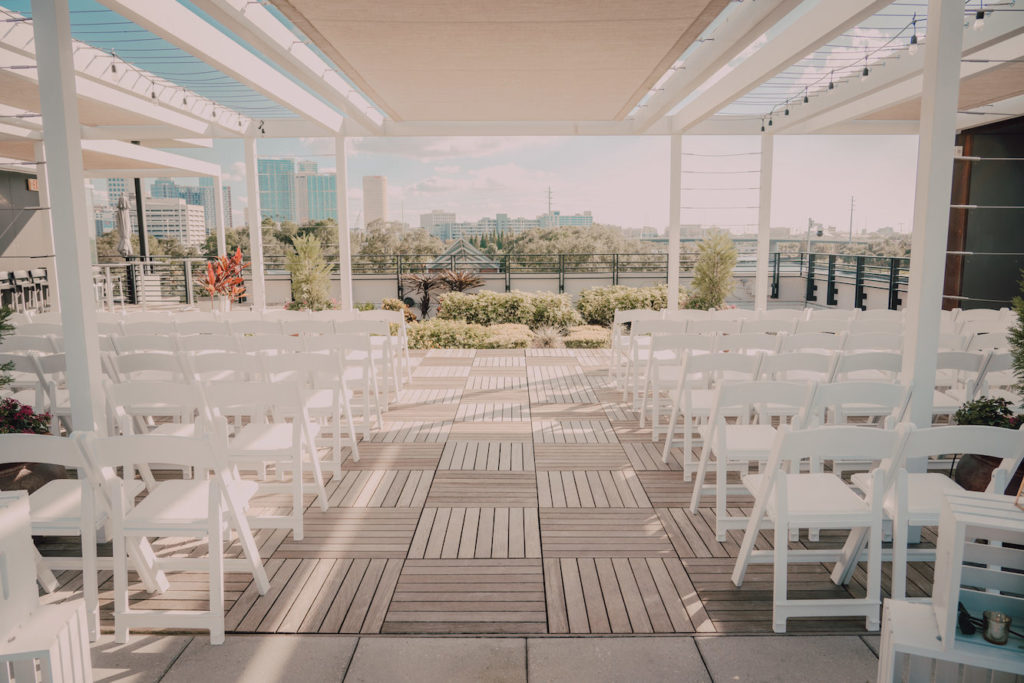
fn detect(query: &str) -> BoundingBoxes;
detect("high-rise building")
[106,177,130,202]
[129,197,206,248]
[362,176,387,227]
[150,177,218,233]
[258,158,296,223]
[420,209,456,238]
[222,186,233,228]
[296,168,337,224]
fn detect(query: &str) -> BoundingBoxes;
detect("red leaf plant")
[202,246,249,301]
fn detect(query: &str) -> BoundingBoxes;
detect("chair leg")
[80,490,100,642]
[209,518,225,645]
[772,518,789,633]
[866,512,883,631]
[112,531,130,643]
[661,404,679,465]
[688,439,710,515]
[890,470,909,601]
[714,455,728,542]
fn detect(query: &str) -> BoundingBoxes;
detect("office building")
[222,186,233,228]
[258,157,297,223]
[128,197,207,248]
[362,175,387,226]
[295,162,338,223]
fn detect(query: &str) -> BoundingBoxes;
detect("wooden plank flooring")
[39,348,936,637]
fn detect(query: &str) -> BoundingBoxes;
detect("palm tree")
[438,269,485,293]
[402,272,443,319]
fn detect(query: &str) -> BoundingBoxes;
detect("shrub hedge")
[563,325,612,349]
[575,284,686,327]
[437,290,581,330]
[407,319,536,349]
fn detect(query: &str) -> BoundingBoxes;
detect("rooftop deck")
[41,348,935,639]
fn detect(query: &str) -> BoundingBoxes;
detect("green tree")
[689,230,737,310]
[285,234,334,310]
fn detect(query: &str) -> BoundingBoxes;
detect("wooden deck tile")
[393,388,463,405]
[413,366,471,378]
[326,470,434,507]
[529,368,598,403]
[439,441,535,471]
[342,444,443,470]
[529,403,607,419]
[455,402,530,422]
[407,508,541,559]
[464,375,528,391]
[472,355,526,367]
[426,472,538,507]
[368,420,452,443]
[383,559,547,633]
[533,419,617,444]
[274,509,420,559]
[623,442,685,471]
[540,509,675,557]
[537,471,651,508]
[534,445,629,470]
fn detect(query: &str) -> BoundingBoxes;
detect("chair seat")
[149,422,197,438]
[230,422,321,455]
[29,478,144,532]
[304,388,351,413]
[743,472,871,523]
[125,479,258,533]
[851,471,961,523]
[720,424,777,456]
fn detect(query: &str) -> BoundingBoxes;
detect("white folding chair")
[836,425,1024,600]
[238,333,305,354]
[715,332,781,355]
[686,319,742,336]
[731,424,911,633]
[0,352,45,405]
[661,351,764,479]
[740,318,797,335]
[858,310,902,323]
[931,350,989,422]
[609,309,663,384]
[13,322,62,337]
[306,334,384,437]
[848,320,903,336]
[757,308,807,322]
[796,318,851,334]
[202,381,329,540]
[104,351,189,383]
[808,308,857,322]
[626,319,685,407]
[228,319,283,336]
[176,334,241,355]
[965,323,1010,351]
[688,381,815,541]
[832,351,901,382]
[34,353,71,435]
[757,351,837,384]
[279,319,335,336]
[711,308,756,321]
[974,350,1015,401]
[843,332,902,352]
[358,309,413,383]
[121,320,177,337]
[176,319,230,336]
[261,352,361,475]
[184,351,266,383]
[111,334,178,355]
[0,334,59,354]
[0,491,94,680]
[637,333,714,438]
[778,332,847,353]
[81,429,270,645]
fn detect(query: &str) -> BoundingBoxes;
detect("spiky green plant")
[403,272,443,319]
[689,230,738,310]
[285,234,333,311]
[438,269,485,293]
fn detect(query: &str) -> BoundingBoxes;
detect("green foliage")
[479,324,535,349]
[0,308,13,390]
[690,230,737,310]
[355,302,376,312]
[437,290,581,330]
[406,319,491,350]
[0,397,50,434]
[1009,272,1024,398]
[382,297,416,323]
[285,234,334,311]
[403,272,444,319]
[531,326,565,349]
[438,270,485,293]
[575,284,684,327]
[953,397,1022,428]
[563,325,612,349]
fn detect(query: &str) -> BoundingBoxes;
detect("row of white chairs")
[727,420,1023,632]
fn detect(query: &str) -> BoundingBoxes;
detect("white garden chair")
[13,322,62,337]
[176,334,241,355]
[832,350,902,383]
[711,308,756,321]
[80,429,270,645]
[973,350,1015,401]
[688,381,814,541]
[0,352,45,405]
[184,351,266,383]
[637,333,714,438]
[843,332,902,352]
[796,317,850,334]
[121,320,177,337]
[757,351,837,384]
[714,332,781,355]
[609,309,663,384]
[358,309,413,383]
[0,491,94,680]
[34,353,72,435]
[306,333,384,437]
[848,319,903,336]
[931,350,989,422]
[202,381,329,540]
[834,424,1024,600]
[731,424,911,633]
[111,334,177,355]
[0,334,59,354]
[660,351,764,479]
[740,318,797,335]
[686,319,742,336]
[176,319,230,336]
[238,333,306,354]
[626,319,685,406]
[778,332,847,353]
[103,351,189,383]
[228,319,283,336]
[279,319,335,336]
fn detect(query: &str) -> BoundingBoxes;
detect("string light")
[784,101,789,116]
[861,50,870,81]
[908,13,919,55]
[110,50,117,73]
[828,70,835,90]
[803,87,808,104]
[974,2,986,30]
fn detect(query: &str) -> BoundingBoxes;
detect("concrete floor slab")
[528,636,710,683]
[696,635,879,683]
[160,635,357,683]
[344,637,526,683]
[90,635,192,683]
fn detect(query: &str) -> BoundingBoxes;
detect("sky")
[169,133,920,235]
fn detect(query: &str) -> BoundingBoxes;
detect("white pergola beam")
[671,0,892,133]
[335,136,353,310]
[244,136,266,310]
[190,0,384,135]
[776,14,1024,134]
[667,134,682,312]
[754,134,773,312]
[96,0,343,134]
[79,139,221,178]
[632,0,802,132]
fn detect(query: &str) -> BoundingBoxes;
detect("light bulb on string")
[974,1,985,31]
[828,70,835,90]
[861,50,869,81]
[803,88,808,104]
[760,119,765,133]
[784,101,790,116]
[110,50,117,74]
[909,13,919,55]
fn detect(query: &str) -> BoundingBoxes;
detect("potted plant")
[201,246,249,312]
[951,397,1024,494]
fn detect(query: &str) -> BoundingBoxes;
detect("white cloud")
[434,164,460,174]
[222,161,247,183]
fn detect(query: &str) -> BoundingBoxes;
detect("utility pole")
[848,195,855,242]
[547,186,552,214]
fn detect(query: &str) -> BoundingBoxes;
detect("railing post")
[770,252,780,299]
[396,255,403,300]
[826,254,838,306]
[853,255,866,310]
[558,254,565,294]
[450,254,456,271]
[805,253,817,302]
[612,253,619,286]
[183,259,194,305]
[504,255,511,292]
[888,258,902,310]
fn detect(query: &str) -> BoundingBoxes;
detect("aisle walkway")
[44,348,934,637]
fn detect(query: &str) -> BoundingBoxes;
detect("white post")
[31,0,105,433]
[244,137,266,309]
[755,134,774,312]
[667,133,682,310]
[33,141,60,312]
[335,135,353,310]
[213,172,226,256]
[903,0,964,428]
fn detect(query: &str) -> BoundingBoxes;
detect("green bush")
[690,230,737,310]
[437,290,579,330]
[575,284,686,327]
[480,324,535,349]
[285,234,333,311]
[563,325,611,349]
[382,297,416,323]
[354,302,376,312]
[406,319,490,349]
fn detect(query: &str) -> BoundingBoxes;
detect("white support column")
[755,134,774,312]
[33,141,60,312]
[244,137,266,309]
[213,172,226,256]
[667,134,682,310]
[335,135,353,310]
[31,0,104,433]
[903,0,964,427]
